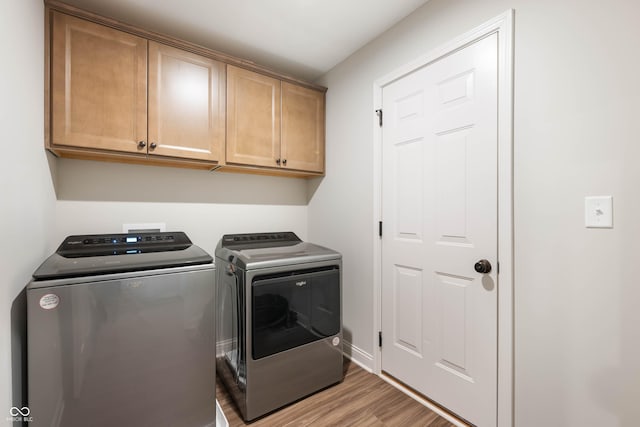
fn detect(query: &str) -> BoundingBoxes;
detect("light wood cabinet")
[281,82,325,173]
[50,12,224,166]
[51,12,147,153]
[46,2,326,176]
[226,65,281,168]
[226,65,325,173]
[148,42,225,162]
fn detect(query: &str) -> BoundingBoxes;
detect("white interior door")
[381,33,498,427]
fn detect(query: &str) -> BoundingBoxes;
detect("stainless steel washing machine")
[215,232,342,421]
[27,232,216,427]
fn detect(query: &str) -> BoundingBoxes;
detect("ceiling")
[60,0,430,81]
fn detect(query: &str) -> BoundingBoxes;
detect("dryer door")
[251,266,340,359]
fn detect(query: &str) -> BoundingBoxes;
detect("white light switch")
[585,196,613,228]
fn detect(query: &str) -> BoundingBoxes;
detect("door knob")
[474,259,492,274]
[137,141,146,149]
[276,158,281,165]
[150,142,157,150]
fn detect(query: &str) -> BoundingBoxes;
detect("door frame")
[372,10,514,427]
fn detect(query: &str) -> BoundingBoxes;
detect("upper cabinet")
[51,12,148,154]
[226,65,325,174]
[226,65,281,168]
[46,3,326,176]
[49,12,224,167]
[281,82,325,173]
[148,42,225,162]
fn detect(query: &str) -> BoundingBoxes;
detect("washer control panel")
[57,232,191,257]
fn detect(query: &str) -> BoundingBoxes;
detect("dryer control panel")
[220,232,301,250]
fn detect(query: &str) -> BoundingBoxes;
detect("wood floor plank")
[216,359,457,426]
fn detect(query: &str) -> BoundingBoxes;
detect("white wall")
[309,0,640,425]
[54,159,309,254]
[0,0,57,421]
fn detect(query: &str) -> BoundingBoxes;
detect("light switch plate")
[585,196,613,228]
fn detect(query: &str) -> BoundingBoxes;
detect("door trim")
[372,10,514,427]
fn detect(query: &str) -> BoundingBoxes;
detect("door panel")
[381,33,498,427]
[226,65,281,167]
[392,265,423,356]
[51,12,147,153]
[437,273,473,378]
[394,138,424,240]
[148,41,225,162]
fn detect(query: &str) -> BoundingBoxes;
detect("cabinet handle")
[137,141,146,149]
[276,158,281,165]
[282,159,287,166]
[150,142,157,150]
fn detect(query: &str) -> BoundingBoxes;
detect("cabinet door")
[51,12,147,153]
[281,82,325,173]
[148,42,225,162]
[226,65,281,168]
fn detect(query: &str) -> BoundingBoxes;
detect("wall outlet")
[585,196,613,228]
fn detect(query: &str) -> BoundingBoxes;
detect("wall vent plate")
[122,223,166,233]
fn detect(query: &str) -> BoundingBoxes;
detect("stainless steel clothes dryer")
[215,232,342,421]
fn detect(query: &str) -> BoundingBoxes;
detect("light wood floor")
[216,359,456,426]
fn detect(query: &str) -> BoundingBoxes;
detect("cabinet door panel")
[281,82,325,173]
[226,65,281,168]
[148,42,224,162]
[51,12,147,153]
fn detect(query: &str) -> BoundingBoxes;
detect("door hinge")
[378,221,383,238]
[375,109,383,127]
[378,331,382,348]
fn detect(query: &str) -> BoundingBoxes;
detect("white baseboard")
[342,341,374,372]
[216,338,232,358]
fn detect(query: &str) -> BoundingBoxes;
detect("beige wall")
[54,159,310,254]
[0,0,57,419]
[310,0,640,425]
